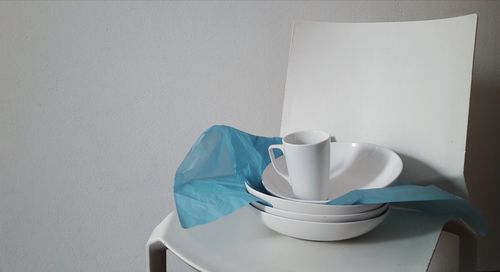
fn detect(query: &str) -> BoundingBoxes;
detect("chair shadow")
[396,153,466,198]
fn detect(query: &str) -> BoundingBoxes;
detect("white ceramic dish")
[251,202,388,223]
[259,206,390,241]
[263,142,403,203]
[245,182,382,215]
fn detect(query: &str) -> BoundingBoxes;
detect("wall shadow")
[464,80,500,267]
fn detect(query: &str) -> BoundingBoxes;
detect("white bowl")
[246,182,382,215]
[260,207,390,241]
[263,142,403,203]
[251,202,388,223]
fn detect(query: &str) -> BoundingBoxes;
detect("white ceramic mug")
[268,130,330,200]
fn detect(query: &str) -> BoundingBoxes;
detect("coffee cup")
[268,130,330,200]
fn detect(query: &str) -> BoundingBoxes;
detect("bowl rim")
[259,205,390,226]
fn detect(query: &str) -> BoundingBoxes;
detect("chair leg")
[458,233,477,272]
[147,241,167,272]
[443,220,477,272]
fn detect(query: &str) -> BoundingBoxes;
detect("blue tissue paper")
[173,125,487,235]
[174,125,281,228]
[329,185,487,235]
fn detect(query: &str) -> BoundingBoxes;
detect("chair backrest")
[280,15,477,197]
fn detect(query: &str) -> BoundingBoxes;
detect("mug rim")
[283,130,330,146]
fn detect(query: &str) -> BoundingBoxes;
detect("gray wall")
[1,1,498,271]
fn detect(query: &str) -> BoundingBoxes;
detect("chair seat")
[148,206,449,272]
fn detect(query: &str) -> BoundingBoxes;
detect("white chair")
[147,14,478,272]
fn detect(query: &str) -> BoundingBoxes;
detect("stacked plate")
[246,142,403,241]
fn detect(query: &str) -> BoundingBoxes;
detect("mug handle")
[268,144,289,180]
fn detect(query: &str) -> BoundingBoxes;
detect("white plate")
[251,202,388,223]
[263,142,403,203]
[245,182,382,215]
[259,206,390,241]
